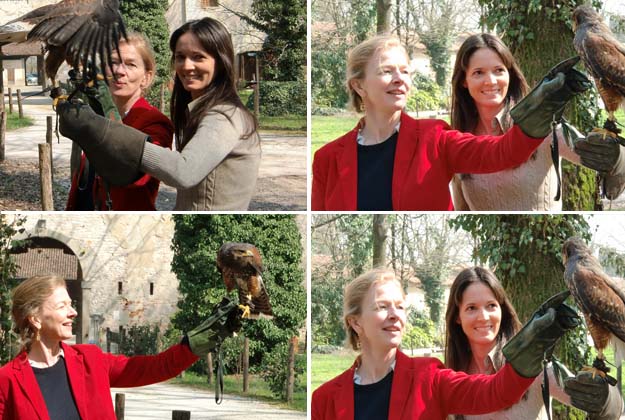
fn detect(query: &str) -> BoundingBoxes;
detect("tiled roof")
[12,247,78,280]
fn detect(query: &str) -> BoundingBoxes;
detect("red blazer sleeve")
[104,343,198,387]
[438,124,545,174]
[434,362,535,415]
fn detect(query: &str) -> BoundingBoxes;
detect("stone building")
[11,214,179,347]
[9,213,307,349]
[166,0,266,83]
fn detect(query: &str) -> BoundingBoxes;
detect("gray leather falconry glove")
[502,291,581,378]
[564,370,624,419]
[510,57,591,139]
[574,132,625,199]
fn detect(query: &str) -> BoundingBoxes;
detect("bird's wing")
[8,0,126,80]
[573,263,625,343]
[580,30,625,97]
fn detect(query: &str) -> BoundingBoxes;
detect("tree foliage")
[119,0,171,106]
[170,215,305,375]
[450,214,591,419]
[0,215,27,365]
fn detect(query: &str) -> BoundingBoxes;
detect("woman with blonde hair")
[311,34,590,210]
[0,275,242,419]
[312,268,579,419]
[66,31,174,211]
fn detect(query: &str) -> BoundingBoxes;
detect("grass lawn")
[169,371,306,412]
[238,88,306,135]
[311,353,357,392]
[311,114,359,155]
[260,115,306,135]
[5,112,34,131]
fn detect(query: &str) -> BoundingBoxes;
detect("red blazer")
[66,97,174,211]
[311,112,544,210]
[0,342,198,420]
[311,351,534,420]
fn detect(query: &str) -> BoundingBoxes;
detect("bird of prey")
[573,5,625,138]
[562,237,625,385]
[5,0,127,99]
[216,242,273,319]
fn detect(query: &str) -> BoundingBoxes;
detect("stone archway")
[11,237,87,344]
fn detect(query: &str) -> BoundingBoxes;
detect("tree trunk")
[376,0,392,34]
[372,215,387,267]
[505,2,597,210]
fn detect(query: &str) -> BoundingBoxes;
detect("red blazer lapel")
[62,343,89,419]
[13,353,50,420]
[334,363,356,419]
[388,351,413,420]
[392,113,420,210]
[336,128,359,210]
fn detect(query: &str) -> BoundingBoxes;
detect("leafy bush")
[406,73,448,113]
[312,45,349,109]
[260,341,306,399]
[246,80,306,116]
[118,324,160,356]
[402,310,438,349]
[311,344,343,354]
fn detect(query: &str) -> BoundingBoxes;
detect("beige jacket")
[141,102,261,210]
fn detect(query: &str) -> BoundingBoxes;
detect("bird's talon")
[238,304,251,319]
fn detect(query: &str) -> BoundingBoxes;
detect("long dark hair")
[450,34,529,133]
[169,17,257,150]
[444,267,521,373]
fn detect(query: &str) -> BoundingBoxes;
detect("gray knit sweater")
[141,102,261,210]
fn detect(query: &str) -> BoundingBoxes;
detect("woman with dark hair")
[311,34,591,211]
[0,275,242,419]
[444,267,623,419]
[312,268,580,419]
[58,17,261,211]
[450,33,625,210]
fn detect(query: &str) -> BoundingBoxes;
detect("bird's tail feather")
[612,336,625,367]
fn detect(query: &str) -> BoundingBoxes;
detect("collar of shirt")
[353,356,397,384]
[29,348,65,368]
[357,122,401,146]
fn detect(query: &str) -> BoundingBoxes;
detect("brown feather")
[217,242,272,317]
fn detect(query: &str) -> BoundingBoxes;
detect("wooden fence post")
[38,143,53,210]
[286,336,298,403]
[115,393,125,420]
[206,353,213,385]
[254,56,260,118]
[46,116,53,182]
[0,111,5,162]
[172,410,190,420]
[7,88,12,115]
[16,89,23,119]
[243,337,249,393]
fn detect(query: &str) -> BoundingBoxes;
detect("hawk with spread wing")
[573,5,625,138]
[5,0,127,100]
[562,237,625,384]
[217,242,273,319]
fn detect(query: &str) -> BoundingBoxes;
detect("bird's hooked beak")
[243,250,255,257]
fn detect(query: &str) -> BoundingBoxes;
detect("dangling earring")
[34,329,40,342]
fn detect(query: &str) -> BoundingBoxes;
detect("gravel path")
[0,86,307,211]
